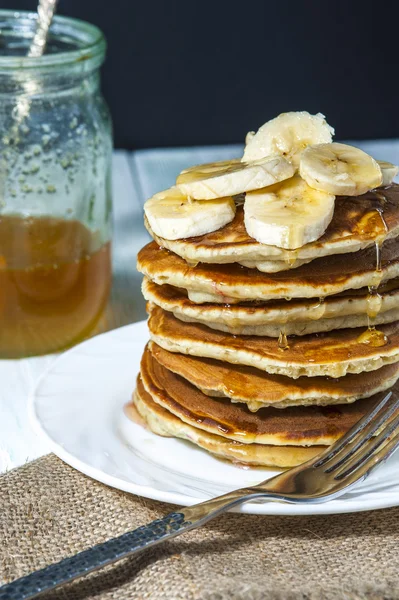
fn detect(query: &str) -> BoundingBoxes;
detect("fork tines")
[313,390,399,480]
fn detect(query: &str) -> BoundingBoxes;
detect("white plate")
[30,321,399,515]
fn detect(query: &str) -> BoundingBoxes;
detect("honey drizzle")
[311,296,326,320]
[375,240,382,273]
[357,327,388,347]
[285,251,298,267]
[359,198,389,347]
[278,326,289,350]
[366,285,383,322]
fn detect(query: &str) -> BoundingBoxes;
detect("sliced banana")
[300,142,383,196]
[245,131,255,145]
[242,111,334,166]
[144,187,236,241]
[378,160,399,186]
[176,156,294,200]
[244,175,335,249]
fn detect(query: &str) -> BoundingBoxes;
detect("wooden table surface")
[2,140,399,473]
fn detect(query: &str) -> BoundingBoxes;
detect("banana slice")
[245,131,255,145]
[176,156,294,200]
[242,111,334,166]
[244,175,335,249]
[300,143,382,196]
[144,187,235,241]
[378,160,399,186]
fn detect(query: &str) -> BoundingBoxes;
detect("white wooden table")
[2,140,399,474]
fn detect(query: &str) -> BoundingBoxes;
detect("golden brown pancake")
[140,346,386,446]
[137,238,399,303]
[132,380,324,468]
[145,186,399,270]
[148,304,399,378]
[149,342,399,410]
[142,278,399,336]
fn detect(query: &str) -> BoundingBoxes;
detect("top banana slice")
[300,143,383,196]
[176,156,294,200]
[242,111,334,166]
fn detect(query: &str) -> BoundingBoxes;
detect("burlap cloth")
[1,455,399,600]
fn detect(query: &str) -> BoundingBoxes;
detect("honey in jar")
[0,12,113,357]
[0,215,111,358]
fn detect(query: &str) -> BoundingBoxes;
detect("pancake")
[168,307,399,337]
[149,342,399,410]
[143,278,399,336]
[137,239,399,303]
[132,381,324,468]
[140,346,383,446]
[145,186,399,271]
[148,305,399,378]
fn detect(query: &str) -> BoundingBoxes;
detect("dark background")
[3,0,398,149]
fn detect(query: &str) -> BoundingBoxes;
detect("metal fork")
[1,390,399,600]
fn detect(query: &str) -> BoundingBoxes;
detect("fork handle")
[0,489,261,600]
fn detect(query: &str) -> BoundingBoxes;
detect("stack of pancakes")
[130,183,399,468]
[130,108,399,469]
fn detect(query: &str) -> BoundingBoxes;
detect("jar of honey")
[0,11,112,358]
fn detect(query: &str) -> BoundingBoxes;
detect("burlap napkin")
[1,454,399,600]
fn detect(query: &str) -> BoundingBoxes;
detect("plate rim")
[29,321,399,516]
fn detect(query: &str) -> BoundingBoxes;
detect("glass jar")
[0,10,113,358]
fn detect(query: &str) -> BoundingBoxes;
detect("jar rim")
[0,10,106,70]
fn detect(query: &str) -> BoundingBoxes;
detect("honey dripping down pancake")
[145,185,399,271]
[142,278,399,337]
[140,345,385,446]
[148,342,399,410]
[137,237,399,303]
[131,383,324,468]
[147,305,399,378]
